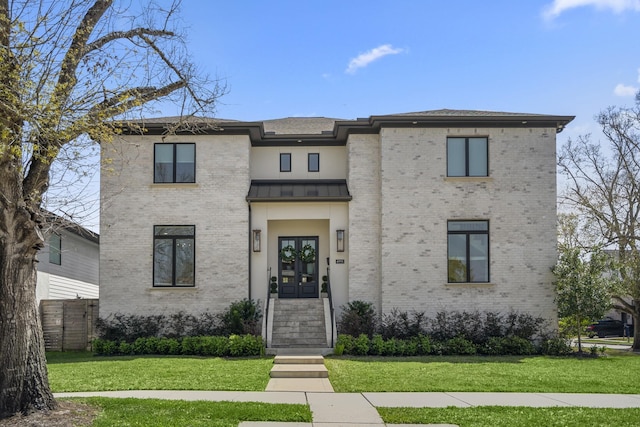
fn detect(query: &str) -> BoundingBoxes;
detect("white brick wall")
[100,123,558,325]
[376,126,557,322]
[347,134,382,311]
[100,134,251,317]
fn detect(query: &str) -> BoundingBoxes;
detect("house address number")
[335,259,345,264]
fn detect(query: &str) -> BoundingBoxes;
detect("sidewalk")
[54,390,640,427]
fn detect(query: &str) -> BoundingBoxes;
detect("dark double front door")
[279,237,318,298]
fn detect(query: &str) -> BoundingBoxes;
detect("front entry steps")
[265,355,334,392]
[270,299,327,348]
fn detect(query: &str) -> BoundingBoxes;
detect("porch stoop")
[269,299,329,349]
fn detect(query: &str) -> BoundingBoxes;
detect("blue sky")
[170,0,640,144]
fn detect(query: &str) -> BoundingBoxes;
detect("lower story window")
[448,220,489,283]
[153,225,195,287]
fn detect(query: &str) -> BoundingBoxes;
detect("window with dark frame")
[153,226,195,287]
[280,153,291,172]
[154,143,195,183]
[49,233,61,265]
[308,153,319,172]
[447,137,488,177]
[447,220,489,283]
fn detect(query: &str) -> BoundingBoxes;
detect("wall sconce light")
[252,229,261,252]
[336,229,345,252]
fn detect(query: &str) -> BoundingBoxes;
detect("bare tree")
[0,0,224,417]
[558,95,640,351]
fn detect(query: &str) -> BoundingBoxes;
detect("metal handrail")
[265,267,271,348]
[326,263,335,348]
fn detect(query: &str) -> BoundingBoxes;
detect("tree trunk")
[0,212,56,418]
[633,302,640,352]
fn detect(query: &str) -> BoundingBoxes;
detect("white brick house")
[100,109,573,332]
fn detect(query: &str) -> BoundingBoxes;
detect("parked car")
[586,319,634,338]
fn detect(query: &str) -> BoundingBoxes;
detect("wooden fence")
[40,299,99,351]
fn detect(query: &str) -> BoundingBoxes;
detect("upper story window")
[447,137,488,177]
[153,225,195,287]
[280,153,291,172]
[448,220,489,283]
[308,153,320,172]
[154,143,195,183]
[49,233,61,265]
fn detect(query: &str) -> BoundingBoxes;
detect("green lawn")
[325,354,640,393]
[47,352,273,392]
[379,407,640,427]
[46,351,640,426]
[71,398,311,427]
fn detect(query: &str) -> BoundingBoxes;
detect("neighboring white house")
[37,214,100,304]
[99,109,574,329]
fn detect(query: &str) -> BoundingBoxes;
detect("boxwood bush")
[92,334,264,357]
[335,304,569,356]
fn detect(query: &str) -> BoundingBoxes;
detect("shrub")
[219,299,262,336]
[336,334,355,354]
[482,336,534,355]
[118,341,133,355]
[181,336,202,355]
[156,337,180,355]
[443,336,477,355]
[416,335,432,355]
[370,334,385,355]
[337,300,377,338]
[539,336,573,356]
[92,338,117,356]
[353,334,370,355]
[380,309,428,339]
[96,313,167,342]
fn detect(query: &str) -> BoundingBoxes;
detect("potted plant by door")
[270,276,278,298]
[321,276,328,298]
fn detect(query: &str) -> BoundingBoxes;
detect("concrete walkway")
[54,390,640,427]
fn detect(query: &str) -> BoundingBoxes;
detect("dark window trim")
[154,143,196,183]
[49,233,61,265]
[308,153,320,172]
[153,225,196,287]
[280,153,292,172]
[447,220,490,283]
[446,137,488,177]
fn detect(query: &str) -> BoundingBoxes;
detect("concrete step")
[270,364,329,378]
[274,355,324,365]
[266,347,334,356]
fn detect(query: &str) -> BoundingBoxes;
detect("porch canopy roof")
[246,180,352,202]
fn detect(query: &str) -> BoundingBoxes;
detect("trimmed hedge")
[334,333,569,356]
[93,334,264,357]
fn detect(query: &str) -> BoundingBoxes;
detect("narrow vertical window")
[154,143,195,183]
[447,221,489,283]
[49,233,61,265]
[280,153,291,172]
[308,153,319,172]
[447,137,488,177]
[153,226,195,287]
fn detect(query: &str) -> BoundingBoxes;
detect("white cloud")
[614,83,639,96]
[345,44,404,75]
[543,0,640,20]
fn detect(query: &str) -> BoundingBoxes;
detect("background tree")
[558,95,640,351]
[0,0,224,418]
[554,214,612,353]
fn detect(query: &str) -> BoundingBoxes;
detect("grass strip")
[47,353,273,392]
[74,398,312,427]
[378,406,640,427]
[326,354,640,393]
